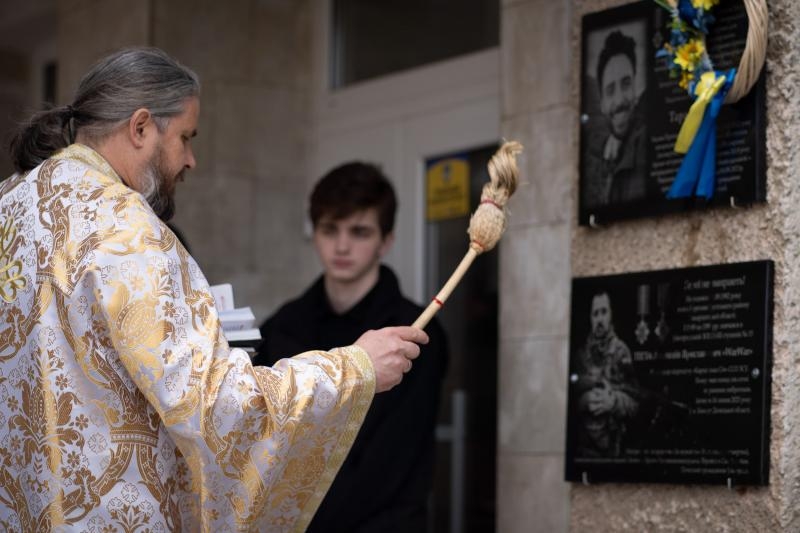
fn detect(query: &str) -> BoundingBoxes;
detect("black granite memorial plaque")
[564,261,772,485]
[578,0,766,226]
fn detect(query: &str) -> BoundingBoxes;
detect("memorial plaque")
[564,261,773,485]
[578,0,766,226]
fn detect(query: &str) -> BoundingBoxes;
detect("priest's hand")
[355,327,428,393]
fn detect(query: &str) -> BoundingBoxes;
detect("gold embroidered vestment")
[0,144,375,532]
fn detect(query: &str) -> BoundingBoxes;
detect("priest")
[0,47,426,532]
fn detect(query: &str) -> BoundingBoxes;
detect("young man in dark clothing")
[252,162,448,532]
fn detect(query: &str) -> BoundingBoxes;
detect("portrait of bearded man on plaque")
[581,19,652,212]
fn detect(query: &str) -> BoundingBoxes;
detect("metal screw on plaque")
[570,373,579,383]
[580,114,589,125]
[751,368,760,379]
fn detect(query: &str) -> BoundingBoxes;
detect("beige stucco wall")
[153,0,317,321]
[497,0,574,531]
[497,0,798,530]
[55,0,316,322]
[0,51,30,176]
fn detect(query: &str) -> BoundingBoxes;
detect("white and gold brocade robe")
[0,144,375,532]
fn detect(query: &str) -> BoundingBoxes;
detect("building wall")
[499,0,800,531]
[153,0,316,321]
[0,0,56,178]
[0,51,30,176]
[497,0,574,531]
[56,0,150,103]
[55,0,316,321]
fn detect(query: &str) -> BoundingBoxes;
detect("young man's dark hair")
[309,161,397,237]
[596,30,637,92]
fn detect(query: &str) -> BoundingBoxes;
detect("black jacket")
[252,265,448,533]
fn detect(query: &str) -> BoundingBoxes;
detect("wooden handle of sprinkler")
[412,247,479,329]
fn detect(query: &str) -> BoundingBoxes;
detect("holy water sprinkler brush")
[412,141,523,329]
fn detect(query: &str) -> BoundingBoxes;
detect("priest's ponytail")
[9,47,199,174]
[10,105,74,173]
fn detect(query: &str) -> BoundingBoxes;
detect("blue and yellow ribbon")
[667,68,735,200]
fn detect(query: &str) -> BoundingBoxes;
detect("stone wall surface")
[0,51,29,175]
[567,0,800,531]
[498,0,574,531]
[154,0,316,321]
[56,0,149,104]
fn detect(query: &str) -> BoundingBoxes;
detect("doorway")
[426,145,499,533]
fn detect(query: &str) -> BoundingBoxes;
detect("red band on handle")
[470,240,485,252]
[432,297,444,307]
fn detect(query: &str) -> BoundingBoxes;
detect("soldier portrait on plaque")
[581,19,651,212]
[566,262,773,485]
[573,290,639,457]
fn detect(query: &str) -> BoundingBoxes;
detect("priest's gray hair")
[10,47,200,173]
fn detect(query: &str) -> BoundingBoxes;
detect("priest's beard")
[140,147,178,222]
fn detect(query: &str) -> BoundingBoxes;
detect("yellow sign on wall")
[426,158,470,221]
